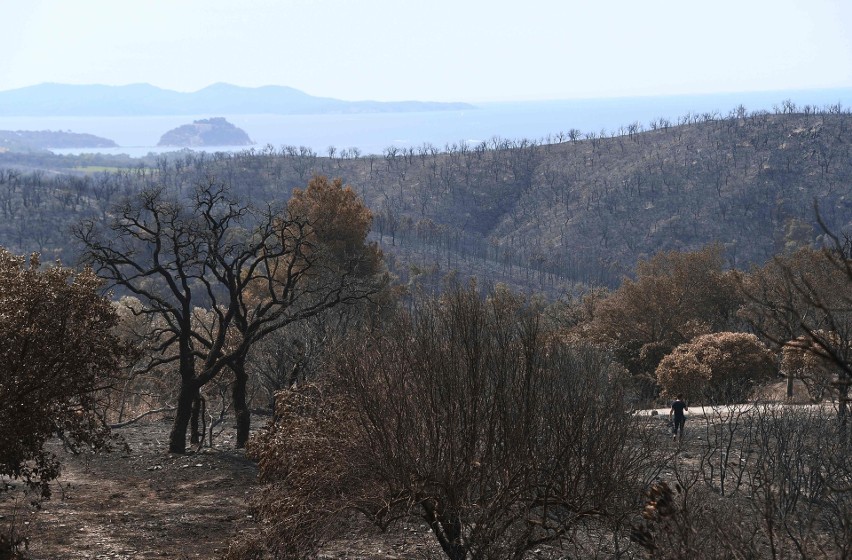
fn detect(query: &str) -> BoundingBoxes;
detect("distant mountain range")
[0,83,476,117]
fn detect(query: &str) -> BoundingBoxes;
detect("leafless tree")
[633,405,851,558]
[75,177,380,452]
[739,210,851,430]
[244,283,661,559]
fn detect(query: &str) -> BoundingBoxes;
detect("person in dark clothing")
[670,395,688,440]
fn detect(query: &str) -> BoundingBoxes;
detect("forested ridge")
[1,104,850,292]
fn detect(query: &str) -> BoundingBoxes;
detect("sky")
[2,0,851,103]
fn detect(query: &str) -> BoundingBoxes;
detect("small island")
[0,130,118,152]
[157,117,253,147]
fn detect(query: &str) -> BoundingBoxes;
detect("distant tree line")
[0,103,850,294]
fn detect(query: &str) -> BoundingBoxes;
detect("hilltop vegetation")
[0,104,849,292]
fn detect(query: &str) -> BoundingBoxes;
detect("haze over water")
[2,90,851,158]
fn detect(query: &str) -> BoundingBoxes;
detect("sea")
[1,90,850,158]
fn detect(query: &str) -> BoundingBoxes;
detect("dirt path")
[0,419,549,559]
[1,421,259,559]
[9,400,827,558]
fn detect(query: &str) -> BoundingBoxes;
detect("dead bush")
[239,283,661,560]
[656,332,776,403]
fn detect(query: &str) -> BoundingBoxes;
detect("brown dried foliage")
[0,249,126,498]
[238,283,661,560]
[655,331,776,402]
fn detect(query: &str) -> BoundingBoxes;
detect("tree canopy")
[0,249,126,496]
[582,245,741,382]
[75,175,384,452]
[656,332,777,402]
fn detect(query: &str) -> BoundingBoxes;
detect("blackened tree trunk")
[421,499,467,560]
[76,174,383,455]
[190,390,203,445]
[232,359,251,448]
[170,381,198,454]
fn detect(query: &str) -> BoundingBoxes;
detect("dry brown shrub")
[656,331,776,403]
[781,331,847,402]
[0,250,127,497]
[228,383,397,560]
[234,284,661,560]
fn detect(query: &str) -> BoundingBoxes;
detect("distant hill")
[157,117,252,147]
[0,108,850,294]
[0,83,476,116]
[0,129,117,152]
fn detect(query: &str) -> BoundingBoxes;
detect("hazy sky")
[2,0,851,102]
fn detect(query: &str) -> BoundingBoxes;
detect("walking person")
[670,395,688,441]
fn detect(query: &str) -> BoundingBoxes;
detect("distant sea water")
[1,90,850,158]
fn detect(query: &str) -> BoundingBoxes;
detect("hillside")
[354,109,852,287]
[0,108,849,293]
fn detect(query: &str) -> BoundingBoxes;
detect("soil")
[0,419,447,560]
[1,419,260,559]
[4,391,821,559]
